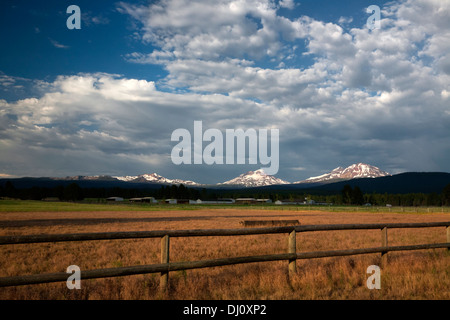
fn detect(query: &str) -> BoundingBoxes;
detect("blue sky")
[0,0,385,89]
[0,1,164,94]
[1,0,450,183]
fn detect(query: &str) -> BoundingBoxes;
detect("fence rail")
[0,221,449,289]
[1,222,448,245]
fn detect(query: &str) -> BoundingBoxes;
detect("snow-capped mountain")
[295,163,390,184]
[47,163,389,188]
[220,169,289,187]
[114,173,201,186]
[52,175,117,181]
[297,166,345,183]
[339,163,390,179]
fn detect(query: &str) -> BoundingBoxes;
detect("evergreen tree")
[352,186,364,205]
[442,184,450,206]
[178,184,188,198]
[63,183,84,201]
[4,181,17,198]
[341,185,353,204]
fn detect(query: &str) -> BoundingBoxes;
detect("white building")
[106,197,123,202]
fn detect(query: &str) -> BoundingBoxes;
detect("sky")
[1,0,450,184]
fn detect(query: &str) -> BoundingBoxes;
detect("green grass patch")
[1,199,450,213]
[0,200,197,212]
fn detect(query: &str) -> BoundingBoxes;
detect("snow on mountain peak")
[340,163,390,179]
[114,173,200,186]
[113,163,389,187]
[295,163,390,183]
[112,175,138,182]
[221,169,289,187]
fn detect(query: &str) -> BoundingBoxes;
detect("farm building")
[190,198,235,204]
[275,199,331,205]
[256,199,272,203]
[129,197,157,203]
[106,197,124,202]
[235,198,257,204]
[164,199,189,204]
[275,199,305,205]
[218,198,235,203]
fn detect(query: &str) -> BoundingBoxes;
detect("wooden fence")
[0,221,449,290]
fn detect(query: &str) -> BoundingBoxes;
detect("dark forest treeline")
[1,180,450,206]
[0,181,202,202]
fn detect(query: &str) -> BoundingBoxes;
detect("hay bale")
[240,220,300,227]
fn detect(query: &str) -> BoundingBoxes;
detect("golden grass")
[0,208,448,299]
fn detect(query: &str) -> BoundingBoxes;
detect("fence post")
[447,226,450,251]
[381,227,388,265]
[160,235,170,292]
[288,229,296,277]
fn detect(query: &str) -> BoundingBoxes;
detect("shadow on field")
[0,214,302,228]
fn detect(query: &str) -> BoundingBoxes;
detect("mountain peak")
[221,169,289,187]
[114,173,201,186]
[340,163,390,179]
[295,163,390,184]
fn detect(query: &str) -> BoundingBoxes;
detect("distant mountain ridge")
[6,163,392,188]
[1,172,450,195]
[295,163,390,184]
[113,173,200,186]
[313,172,450,194]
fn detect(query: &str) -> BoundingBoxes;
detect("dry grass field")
[0,205,449,300]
